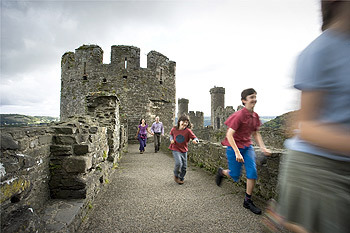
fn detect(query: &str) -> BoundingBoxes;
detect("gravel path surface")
[77,144,266,233]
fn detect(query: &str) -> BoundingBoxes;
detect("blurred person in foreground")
[263,1,350,233]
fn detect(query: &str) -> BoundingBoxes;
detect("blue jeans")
[172,150,187,180]
[138,134,147,151]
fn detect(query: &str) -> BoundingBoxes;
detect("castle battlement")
[60,44,176,140]
[61,44,175,74]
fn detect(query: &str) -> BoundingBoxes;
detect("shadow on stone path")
[76,144,266,233]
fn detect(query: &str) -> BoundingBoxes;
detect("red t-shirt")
[168,127,197,153]
[221,108,261,148]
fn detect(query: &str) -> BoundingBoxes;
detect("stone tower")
[210,86,225,129]
[60,44,176,140]
[188,111,204,129]
[178,98,189,119]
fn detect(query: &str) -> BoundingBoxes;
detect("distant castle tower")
[177,98,204,129]
[60,44,176,140]
[188,111,204,129]
[210,86,225,129]
[178,98,189,119]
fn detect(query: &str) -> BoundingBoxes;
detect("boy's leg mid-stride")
[216,146,261,215]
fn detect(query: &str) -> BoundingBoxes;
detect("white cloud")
[1,0,321,117]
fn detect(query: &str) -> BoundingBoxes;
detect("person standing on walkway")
[169,115,199,185]
[150,116,164,153]
[135,118,152,154]
[216,88,271,215]
[262,1,350,232]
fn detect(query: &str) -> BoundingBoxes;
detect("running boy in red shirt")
[169,115,199,184]
[216,88,271,214]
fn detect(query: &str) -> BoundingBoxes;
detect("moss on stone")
[0,179,30,203]
[102,150,107,159]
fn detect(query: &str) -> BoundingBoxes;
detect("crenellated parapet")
[60,44,176,140]
[213,106,235,130]
[188,111,204,129]
[111,45,140,70]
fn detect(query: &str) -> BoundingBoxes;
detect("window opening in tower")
[217,117,221,129]
[159,68,163,84]
[83,62,88,80]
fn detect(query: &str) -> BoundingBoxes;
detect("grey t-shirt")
[285,29,350,161]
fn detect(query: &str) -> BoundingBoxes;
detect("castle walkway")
[76,144,266,233]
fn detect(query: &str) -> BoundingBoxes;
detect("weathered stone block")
[29,139,39,148]
[51,188,86,199]
[61,176,86,189]
[53,136,77,145]
[0,134,19,150]
[1,205,44,233]
[52,127,75,135]
[62,157,92,173]
[38,135,52,145]
[50,145,72,156]
[89,127,98,134]
[73,144,89,155]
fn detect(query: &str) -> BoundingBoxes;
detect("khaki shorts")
[277,150,350,233]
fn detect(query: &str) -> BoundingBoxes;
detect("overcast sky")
[1,0,322,117]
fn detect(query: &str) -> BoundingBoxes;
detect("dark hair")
[139,118,146,125]
[241,88,257,106]
[176,115,192,129]
[321,0,344,31]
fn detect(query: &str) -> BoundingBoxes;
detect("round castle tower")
[178,98,189,119]
[210,86,225,128]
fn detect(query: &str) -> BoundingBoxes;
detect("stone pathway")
[76,144,267,233]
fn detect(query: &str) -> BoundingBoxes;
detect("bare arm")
[252,131,271,156]
[226,128,244,162]
[135,128,140,138]
[298,91,350,156]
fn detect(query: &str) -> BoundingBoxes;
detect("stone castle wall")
[160,137,282,200]
[213,106,235,130]
[188,111,204,130]
[1,126,53,231]
[0,94,126,232]
[177,98,189,119]
[210,86,225,129]
[60,45,176,141]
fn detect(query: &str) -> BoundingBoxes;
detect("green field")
[0,114,59,127]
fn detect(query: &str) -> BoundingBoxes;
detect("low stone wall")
[49,116,112,199]
[160,137,283,200]
[193,127,287,150]
[0,115,127,232]
[1,126,53,232]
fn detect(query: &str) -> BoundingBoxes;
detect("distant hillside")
[203,116,275,127]
[261,111,297,129]
[0,114,59,127]
[260,111,298,138]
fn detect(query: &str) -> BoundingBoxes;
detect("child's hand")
[261,148,271,156]
[192,139,199,144]
[170,140,175,144]
[235,151,244,163]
